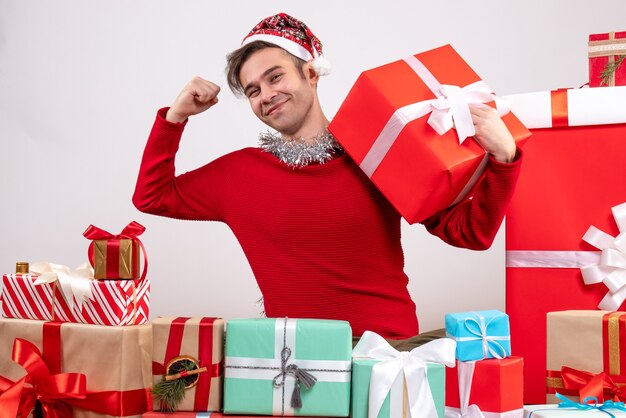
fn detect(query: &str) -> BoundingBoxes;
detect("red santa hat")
[241,12,331,76]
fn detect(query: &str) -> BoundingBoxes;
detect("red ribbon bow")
[561,366,626,403]
[83,221,148,280]
[0,338,87,418]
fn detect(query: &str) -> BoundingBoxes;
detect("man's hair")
[225,40,306,96]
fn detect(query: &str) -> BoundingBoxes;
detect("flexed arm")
[132,77,229,221]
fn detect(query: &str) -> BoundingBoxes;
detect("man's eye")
[247,89,259,98]
[271,74,282,82]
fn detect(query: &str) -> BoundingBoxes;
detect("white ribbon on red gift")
[30,261,95,310]
[506,202,626,311]
[359,54,511,177]
[352,330,456,418]
[580,202,626,310]
[445,361,485,418]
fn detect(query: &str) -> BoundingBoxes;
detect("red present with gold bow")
[328,44,530,224]
[547,311,626,404]
[0,318,152,417]
[83,221,148,280]
[152,317,224,412]
[502,87,626,404]
[589,31,626,87]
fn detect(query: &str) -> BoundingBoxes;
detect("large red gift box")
[445,357,523,417]
[1,271,150,325]
[0,318,152,417]
[589,31,626,87]
[503,87,626,403]
[328,44,530,224]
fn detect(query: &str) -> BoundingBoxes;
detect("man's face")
[239,47,317,137]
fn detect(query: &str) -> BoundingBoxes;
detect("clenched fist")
[470,104,517,163]
[166,77,221,123]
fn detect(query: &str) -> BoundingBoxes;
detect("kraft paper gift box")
[546,310,626,404]
[152,317,224,412]
[502,86,626,404]
[223,318,352,416]
[1,266,150,325]
[83,221,147,280]
[445,310,511,361]
[589,31,626,87]
[445,357,524,418]
[328,43,530,224]
[0,317,152,418]
[351,331,455,418]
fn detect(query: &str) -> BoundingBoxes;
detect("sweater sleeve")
[421,150,523,250]
[132,108,230,222]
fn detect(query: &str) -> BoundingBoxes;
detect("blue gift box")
[445,310,511,361]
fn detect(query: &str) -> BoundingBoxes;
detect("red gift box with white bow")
[328,44,530,224]
[503,86,626,404]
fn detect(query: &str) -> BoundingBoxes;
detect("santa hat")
[242,12,331,76]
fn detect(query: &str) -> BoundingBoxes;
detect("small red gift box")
[328,44,530,224]
[445,357,524,417]
[152,317,224,412]
[502,87,626,403]
[589,31,626,87]
[83,221,147,280]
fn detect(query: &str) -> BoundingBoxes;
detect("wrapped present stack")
[444,310,524,418]
[0,221,153,417]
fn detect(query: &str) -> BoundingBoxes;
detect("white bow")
[30,261,95,310]
[580,202,626,310]
[352,331,456,418]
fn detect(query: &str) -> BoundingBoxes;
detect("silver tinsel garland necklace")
[258,130,344,168]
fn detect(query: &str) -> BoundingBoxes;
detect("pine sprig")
[152,378,187,412]
[152,359,197,412]
[601,55,626,86]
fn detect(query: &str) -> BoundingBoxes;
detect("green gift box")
[351,331,456,418]
[352,359,445,418]
[223,318,352,416]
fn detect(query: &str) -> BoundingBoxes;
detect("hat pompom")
[312,55,332,76]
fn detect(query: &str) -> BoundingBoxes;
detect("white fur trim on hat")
[242,33,313,61]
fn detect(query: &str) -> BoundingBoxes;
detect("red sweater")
[133,108,522,339]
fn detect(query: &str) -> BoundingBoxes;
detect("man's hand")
[166,77,221,123]
[470,104,517,163]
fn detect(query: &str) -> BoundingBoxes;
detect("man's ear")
[304,61,320,86]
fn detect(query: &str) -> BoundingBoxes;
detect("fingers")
[167,76,222,123]
[187,76,221,105]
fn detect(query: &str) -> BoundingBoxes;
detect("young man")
[133,13,521,343]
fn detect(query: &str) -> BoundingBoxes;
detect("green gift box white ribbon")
[352,331,456,418]
[223,317,352,416]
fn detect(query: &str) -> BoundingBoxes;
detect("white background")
[1,1,625,332]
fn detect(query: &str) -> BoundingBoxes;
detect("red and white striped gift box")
[1,273,150,325]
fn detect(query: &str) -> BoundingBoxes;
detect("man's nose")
[261,85,277,103]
